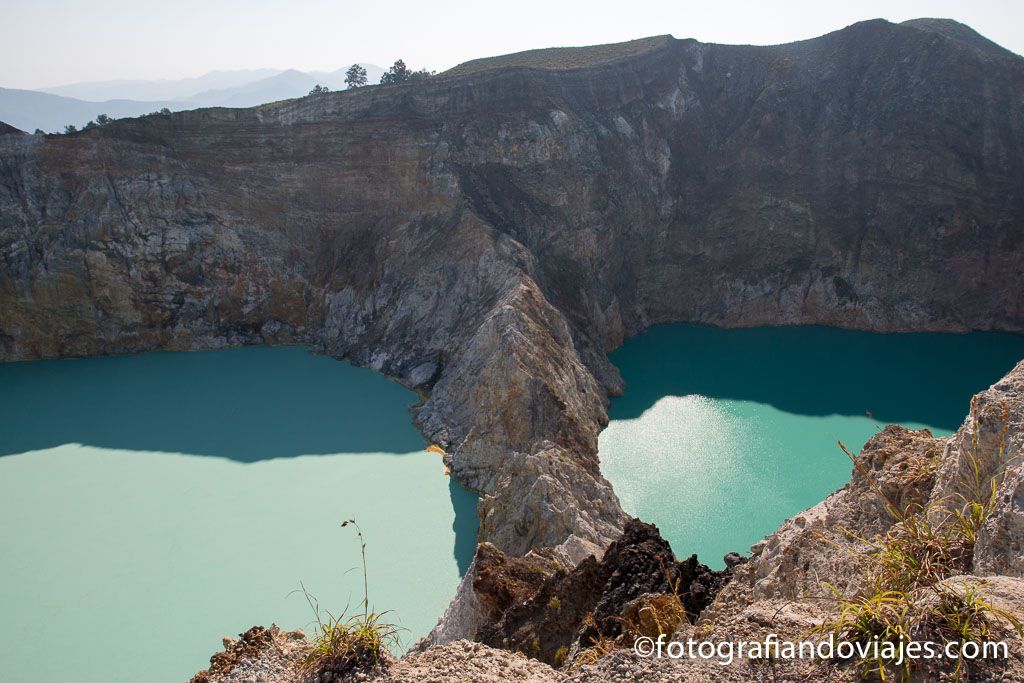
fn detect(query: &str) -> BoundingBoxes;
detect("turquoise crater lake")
[0,346,477,683]
[599,324,1024,569]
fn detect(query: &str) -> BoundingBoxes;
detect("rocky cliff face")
[3,18,1024,677]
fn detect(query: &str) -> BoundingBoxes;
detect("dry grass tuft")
[811,410,1020,681]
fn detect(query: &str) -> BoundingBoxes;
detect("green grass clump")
[300,608,400,675]
[298,520,403,679]
[819,581,1021,682]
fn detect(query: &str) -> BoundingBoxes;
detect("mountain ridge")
[38,69,284,101]
[900,17,1020,58]
[0,64,384,132]
[6,18,1019,134]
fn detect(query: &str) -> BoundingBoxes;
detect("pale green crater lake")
[599,324,1024,570]
[0,346,477,683]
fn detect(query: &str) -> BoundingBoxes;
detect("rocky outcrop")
[690,360,1024,681]
[190,625,308,683]
[477,443,628,564]
[477,519,731,666]
[717,358,1024,611]
[414,543,562,649]
[940,362,1024,575]
[472,543,561,618]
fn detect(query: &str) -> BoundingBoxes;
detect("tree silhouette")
[379,60,434,85]
[380,59,410,85]
[345,64,368,88]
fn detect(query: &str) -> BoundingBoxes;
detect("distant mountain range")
[0,64,385,133]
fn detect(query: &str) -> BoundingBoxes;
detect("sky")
[1,0,1021,89]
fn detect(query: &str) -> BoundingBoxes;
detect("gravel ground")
[190,630,561,683]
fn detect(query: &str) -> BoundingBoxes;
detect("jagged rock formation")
[713,360,1024,614]
[477,519,730,666]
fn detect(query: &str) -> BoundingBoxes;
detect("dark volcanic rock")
[477,519,730,666]
[473,542,560,619]
[723,551,748,569]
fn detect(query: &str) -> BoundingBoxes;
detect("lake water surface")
[0,346,477,683]
[599,324,1024,569]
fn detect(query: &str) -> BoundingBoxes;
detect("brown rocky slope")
[2,16,1024,682]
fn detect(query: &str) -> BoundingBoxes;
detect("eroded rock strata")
[2,16,1024,683]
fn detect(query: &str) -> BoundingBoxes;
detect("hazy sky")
[1,0,1021,89]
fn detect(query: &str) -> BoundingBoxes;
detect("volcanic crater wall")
[1,19,1023,567]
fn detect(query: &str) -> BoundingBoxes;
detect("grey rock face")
[953,360,1024,575]
[478,443,628,565]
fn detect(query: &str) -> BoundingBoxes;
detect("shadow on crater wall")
[609,324,1024,432]
[449,479,480,575]
[0,344,480,577]
[0,345,429,459]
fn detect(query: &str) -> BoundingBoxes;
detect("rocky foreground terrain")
[2,15,1024,682]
